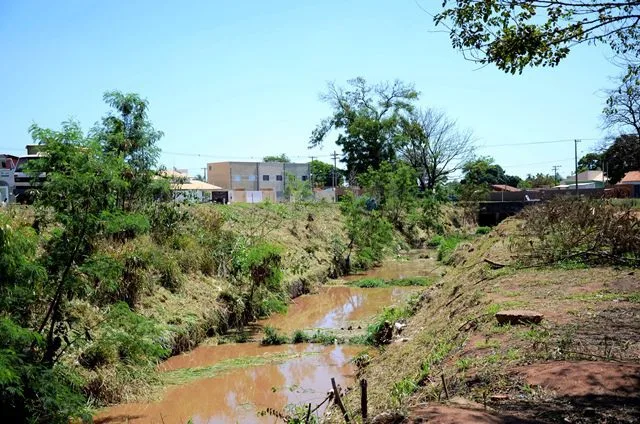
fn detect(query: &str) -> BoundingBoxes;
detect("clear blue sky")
[0,0,619,179]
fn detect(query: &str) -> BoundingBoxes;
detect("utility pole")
[309,156,315,189]
[574,139,580,196]
[552,165,561,185]
[331,151,339,202]
[202,167,207,182]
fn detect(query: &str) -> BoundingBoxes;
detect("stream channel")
[95,250,440,423]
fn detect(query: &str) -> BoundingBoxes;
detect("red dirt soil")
[518,361,640,398]
[405,405,536,424]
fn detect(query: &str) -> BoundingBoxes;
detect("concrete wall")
[258,162,286,198]
[488,188,606,202]
[207,162,231,189]
[229,162,259,191]
[228,189,276,204]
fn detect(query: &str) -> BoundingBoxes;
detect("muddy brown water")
[260,285,414,332]
[95,344,358,424]
[96,252,437,424]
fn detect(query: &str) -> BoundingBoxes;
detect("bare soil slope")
[332,218,639,423]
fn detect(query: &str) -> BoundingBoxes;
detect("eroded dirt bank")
[327,218,640,424]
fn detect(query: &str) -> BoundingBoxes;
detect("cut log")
[495,310,544,325]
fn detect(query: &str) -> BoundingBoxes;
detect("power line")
[477,138,598,148]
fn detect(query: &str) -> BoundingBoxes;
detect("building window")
[208,165,212,170]
[276,175,283,181]
[301,175,308,181]
[263,175,270,181]
[233,175,241,182]
[248,175,256,181]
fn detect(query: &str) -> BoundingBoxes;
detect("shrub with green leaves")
[436,236,462,263]
[339,192,395,272]
[261,326,288,345]
[291,329,310,344]
[475,226,491,235]
[86,302,169,366]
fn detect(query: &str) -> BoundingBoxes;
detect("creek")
[95,250,440,423]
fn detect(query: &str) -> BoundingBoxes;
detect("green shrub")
[437,236,462,263]
[389,276,433,287]
[79,253,124,304]
[352,276,433,288]
[0,318,89,423]
[427,234,445,247]
[309,330,337,345]
[391,378,418,406]
[157,256,184,292]
[147,202,189,244]
[291,329,310,344]
[98,302,169,365]
[257,293,288,318]
[261,326,288,345]
[352,278,387,288]
[475,226,491,235]
[78,343,118,369]
[102,211,151,241]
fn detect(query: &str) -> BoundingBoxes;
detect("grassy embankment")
[325,200,640,423]
[1,201,362,407]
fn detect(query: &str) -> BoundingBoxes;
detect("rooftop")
[620,170,640,183]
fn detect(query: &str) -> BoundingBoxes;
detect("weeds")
[512,197,640,266]
[391,378,418,406]
[291,329,310,344]
[351,276,434,288]
[475,339,500,349]
[475,226,491,235]
[261,326,289,346]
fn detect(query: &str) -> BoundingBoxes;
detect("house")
[618,170,640,198]
[159,169,223,203]
[557,170,608,189]
[207,161,310,202]
[0,154,19,203]
[491,184,521,192]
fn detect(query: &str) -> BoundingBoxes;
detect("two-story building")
[207,161,310,202]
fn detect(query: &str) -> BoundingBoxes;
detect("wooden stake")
[441,374,450,400]
[331,377,351,423]
[360,379,368,423]
[305,402,311,423]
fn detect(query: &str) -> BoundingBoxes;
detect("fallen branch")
[483,258,506,269]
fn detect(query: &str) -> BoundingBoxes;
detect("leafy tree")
[517,173,557,189]
[435,1,640,75]
[27,121,132,365]
[263,154,290,163]
[337,192,394,271]
[93,91,163,211]
[359,162,419,229]
[578,152,604,172]
[310,159,344,188]
[397,108,474,191]
[603,71,640,139]
[283,172,312,202]
[309,77,419,180]
[461,157,521,187]
[602,134,640,183]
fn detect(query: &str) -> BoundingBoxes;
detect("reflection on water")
[342,251,439,282]
[260,286,412,332]
[96,251,437,424]
[95,344,358,424]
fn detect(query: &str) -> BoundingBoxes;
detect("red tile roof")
[491,184,521,192]
[620,171,640,183]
